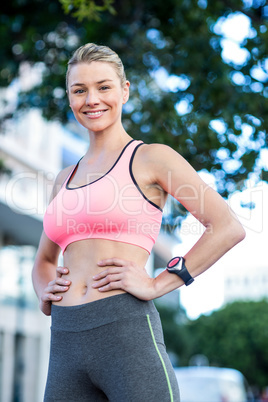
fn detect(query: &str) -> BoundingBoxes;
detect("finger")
[42,293,62,303]
[93,267,123,280]
[46,284,70,294]
[96,280,123,292]
[92,273,123,288]
[56,277,71,286]
[97,258,128,267]
[56,266,69,278]
[48,278,71,287]
[49,294,63,301]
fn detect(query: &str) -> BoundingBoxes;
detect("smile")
[84,110,107,118]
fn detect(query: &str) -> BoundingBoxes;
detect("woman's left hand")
[92,258,156,301]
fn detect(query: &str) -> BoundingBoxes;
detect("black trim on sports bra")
[66,139,136,190]
[129,143,163,212]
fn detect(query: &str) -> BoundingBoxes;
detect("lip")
[83,109,108,119]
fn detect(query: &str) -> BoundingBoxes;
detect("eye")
[99,86,110,91]
[74,89,85,94]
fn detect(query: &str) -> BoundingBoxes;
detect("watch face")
[167,257,181,269]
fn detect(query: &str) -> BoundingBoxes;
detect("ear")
[66,89,72,108]
[122,81,130,104]
[66,89,70,103]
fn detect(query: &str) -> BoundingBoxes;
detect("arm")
[32,166,73,315]
[93,143,245,299]
[150,144,246,297]
[32,232,70,315]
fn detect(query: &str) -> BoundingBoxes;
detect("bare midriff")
[52,238,149,306]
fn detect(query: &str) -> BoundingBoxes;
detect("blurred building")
[224,263,268,304]
[0,104,180,400]
[222,192,268,306]
[0,106,87,402]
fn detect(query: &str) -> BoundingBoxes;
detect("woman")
[32,43,245,402]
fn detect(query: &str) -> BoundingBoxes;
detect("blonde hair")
[66,43,126,89]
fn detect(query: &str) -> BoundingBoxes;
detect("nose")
[85,90,99,106]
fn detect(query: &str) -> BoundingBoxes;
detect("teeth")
[87,111,103,116]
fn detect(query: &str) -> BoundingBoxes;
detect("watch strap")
[167,256,194,286]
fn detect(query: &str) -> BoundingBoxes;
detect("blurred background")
[0,0,268,401]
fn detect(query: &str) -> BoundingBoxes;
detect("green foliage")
[155,300,189,365]
[178,300,268,389]
[1,0,268,197]
[0,159,12,175]
[157,299,268,388]
[59,0,116,22]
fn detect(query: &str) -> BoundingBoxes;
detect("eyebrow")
[71,79,113,87]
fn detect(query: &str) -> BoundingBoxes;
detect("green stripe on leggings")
[146,314,174,402]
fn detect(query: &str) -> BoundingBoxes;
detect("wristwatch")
[166,256,194,286]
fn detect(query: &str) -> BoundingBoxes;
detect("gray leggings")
[44,293,180,402]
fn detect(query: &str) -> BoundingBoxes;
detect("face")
[67,61,129,133]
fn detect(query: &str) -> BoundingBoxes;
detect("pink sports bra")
[43,140,163,254]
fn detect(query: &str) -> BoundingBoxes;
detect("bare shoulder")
[49,164,76,201]
[137,142,189,170]
[54,165,75,186]
[136,142,204,194]
[139,142,177,158]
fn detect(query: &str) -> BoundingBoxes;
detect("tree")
[58,0,116,22]
[155,300,189,366]
[148,300,268,390]
[177,300,268,389]
[1,0,268,198]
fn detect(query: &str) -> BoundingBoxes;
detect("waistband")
[51,293,158,332]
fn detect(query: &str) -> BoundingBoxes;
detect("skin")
[32,61,246,316]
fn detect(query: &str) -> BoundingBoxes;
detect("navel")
[82,284,88,295]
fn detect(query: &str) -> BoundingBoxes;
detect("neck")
[85,125,132,158]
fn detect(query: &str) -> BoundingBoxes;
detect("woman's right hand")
[40,266,71,316]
